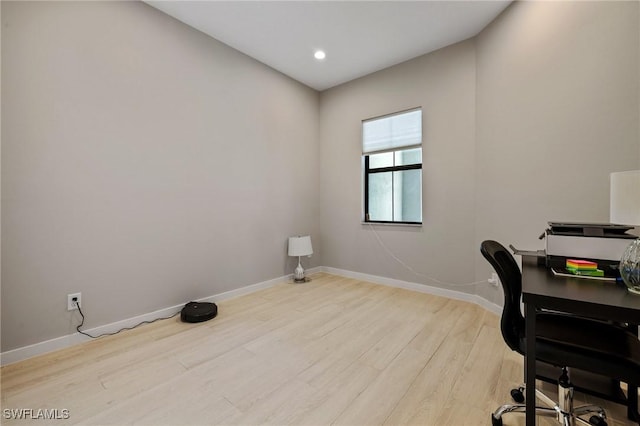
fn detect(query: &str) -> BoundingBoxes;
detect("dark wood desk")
[521,256,640,426]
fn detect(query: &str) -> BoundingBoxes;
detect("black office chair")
[481,240,640,426]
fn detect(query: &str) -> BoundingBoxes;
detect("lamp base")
[293,261,308,283]
[293,277,311,283]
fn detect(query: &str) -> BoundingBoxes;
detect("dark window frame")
[363,151,422,225]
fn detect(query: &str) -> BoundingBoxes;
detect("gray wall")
[475,1,640,304]
[318,0,639,305]
[1,1,320,351]
[319,40,477,291]
[2,0,639,353]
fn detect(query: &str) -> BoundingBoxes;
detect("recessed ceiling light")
[314,50,326,60]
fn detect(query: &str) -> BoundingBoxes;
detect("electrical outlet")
[488,273,500,288]
[67,293,81,311]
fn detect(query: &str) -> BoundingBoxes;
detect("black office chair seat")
[481,240,640,426]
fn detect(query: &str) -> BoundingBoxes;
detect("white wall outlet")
[488,273,500,288]
[67,293,81,311]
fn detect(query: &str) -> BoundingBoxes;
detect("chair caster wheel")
[589,415,607,426]
[510,387,525,403]
[491,413,503,426]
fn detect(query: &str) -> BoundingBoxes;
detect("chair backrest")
[480,240,526,354]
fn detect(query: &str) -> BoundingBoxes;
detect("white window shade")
[363,109,422,154]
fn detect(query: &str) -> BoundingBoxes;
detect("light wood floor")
[1,273,636,425]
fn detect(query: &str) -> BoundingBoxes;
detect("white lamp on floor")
[610,170,640,295]
[288,235,313,283]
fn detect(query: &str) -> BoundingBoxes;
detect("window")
[363,108,422,224]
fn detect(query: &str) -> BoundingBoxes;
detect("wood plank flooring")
[1,273,636,425]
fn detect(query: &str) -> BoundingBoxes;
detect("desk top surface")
[521,256,640,322]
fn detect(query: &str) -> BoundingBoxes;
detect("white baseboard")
[0,270,315,366]
[320,266,502,316]
[0,266,498,366]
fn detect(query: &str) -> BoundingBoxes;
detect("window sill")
[361,222,422,228]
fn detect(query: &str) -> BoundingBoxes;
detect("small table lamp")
[610,170,640,294]
[288,235,313,283]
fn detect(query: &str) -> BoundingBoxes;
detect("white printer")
[544,222,638,269]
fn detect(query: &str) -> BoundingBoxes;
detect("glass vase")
[620,238,640,295]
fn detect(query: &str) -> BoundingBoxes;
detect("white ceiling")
[145,1,512,91]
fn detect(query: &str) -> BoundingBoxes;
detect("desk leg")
[628,384,638,422]
[525,302,537,426]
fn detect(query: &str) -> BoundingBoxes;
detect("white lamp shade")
[288,235,313,257]
[610,170,640,226]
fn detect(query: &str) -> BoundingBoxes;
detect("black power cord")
[74,300,180,339]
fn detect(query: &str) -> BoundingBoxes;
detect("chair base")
[535,361,639,422]
[492,382,608,426]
